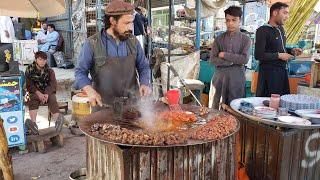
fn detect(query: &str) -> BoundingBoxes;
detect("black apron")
[256,64,290,97]
[92,40,139,109]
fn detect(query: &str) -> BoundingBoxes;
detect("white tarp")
[185,0,229,18]
[160,51,200,94]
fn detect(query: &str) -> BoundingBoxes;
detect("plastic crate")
[199,60,215,83]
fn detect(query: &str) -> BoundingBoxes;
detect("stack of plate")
[278,116,311,126]
[280,94,320,111]
[253,106,277,119]
[295,109,320,124]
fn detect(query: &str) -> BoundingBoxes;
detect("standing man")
[255,2,302,97]
[210,6,251,109]
[133,6,147,52]
[0,16,15,43]
[75,0,151,107]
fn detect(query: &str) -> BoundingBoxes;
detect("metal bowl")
[69,168,86,180]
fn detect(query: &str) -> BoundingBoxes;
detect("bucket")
[165,89,180,105]
[72,93,90,121]
[69,168,86,180]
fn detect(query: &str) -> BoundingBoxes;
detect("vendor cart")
[226,97,320,180]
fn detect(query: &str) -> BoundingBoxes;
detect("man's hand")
[36,91,46,104]
[291,48,303,56]
[83,85,102,106]
[146,27,152,35]
[43,94,49,103]
[278,53,293,61]
[4,30,9,38]
[218,52,225,59]
[139,85,151,97]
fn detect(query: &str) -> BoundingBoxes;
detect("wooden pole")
[0,118,14,180]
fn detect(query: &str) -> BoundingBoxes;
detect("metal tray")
[79,104,240,147]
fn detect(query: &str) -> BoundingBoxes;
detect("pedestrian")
[0,16,15,43]
[133,6,147,52]
[255,2,302,97]
[210,6,251,109]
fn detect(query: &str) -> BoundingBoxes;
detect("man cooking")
[255,2,302,97]
[75,0,151,108]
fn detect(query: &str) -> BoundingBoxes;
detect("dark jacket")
[134,13,146,36]
[26,68,57,95]
[255,24,292,68]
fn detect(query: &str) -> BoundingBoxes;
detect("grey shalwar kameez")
[210,31,251,109]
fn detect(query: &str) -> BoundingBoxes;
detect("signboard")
[0,76,25,147]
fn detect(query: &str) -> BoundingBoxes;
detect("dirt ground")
[12,131,86,180]
[11,106,87,180]
[9,67,87,180]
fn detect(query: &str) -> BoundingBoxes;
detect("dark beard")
[114,27,132,41]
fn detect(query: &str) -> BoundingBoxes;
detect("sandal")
[25,119,39,135]
[55,114,65,132]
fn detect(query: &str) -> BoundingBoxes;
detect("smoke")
[136,96,156,128]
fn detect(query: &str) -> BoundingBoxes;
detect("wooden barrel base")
[86,134,236,180]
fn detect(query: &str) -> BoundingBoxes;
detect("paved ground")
[10,67,87,180]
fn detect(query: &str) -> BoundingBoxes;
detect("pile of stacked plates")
[278,116,311,126]
[295,109,320,124]
[253,106,277,119]
[280,94,320,111]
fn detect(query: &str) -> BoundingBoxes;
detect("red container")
[166,89,180,105]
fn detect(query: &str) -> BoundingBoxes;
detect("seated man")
[36,21,47,50]
[37,24,59,53]
[24,51,65,135]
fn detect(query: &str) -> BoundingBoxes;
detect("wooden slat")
[244,122,255,178]
[158,148,168,179]
[203,142,213,179]
[139,151,151,179]
[0,118,13,180]
[132,150,139,180]
[213,141,220,180]
[173,147,184,179]
[219,140,227,180]
[183,146,189,180]
[266,130,280,179]
[85,132,237,179]
[278,132,293,180]
[298,131,309,180]
[167,148,174,180]
[253,125,267,179]
[311,129,320,180]
[289,132,302,180]
[227,136,236,180]
[150,149,157,180]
